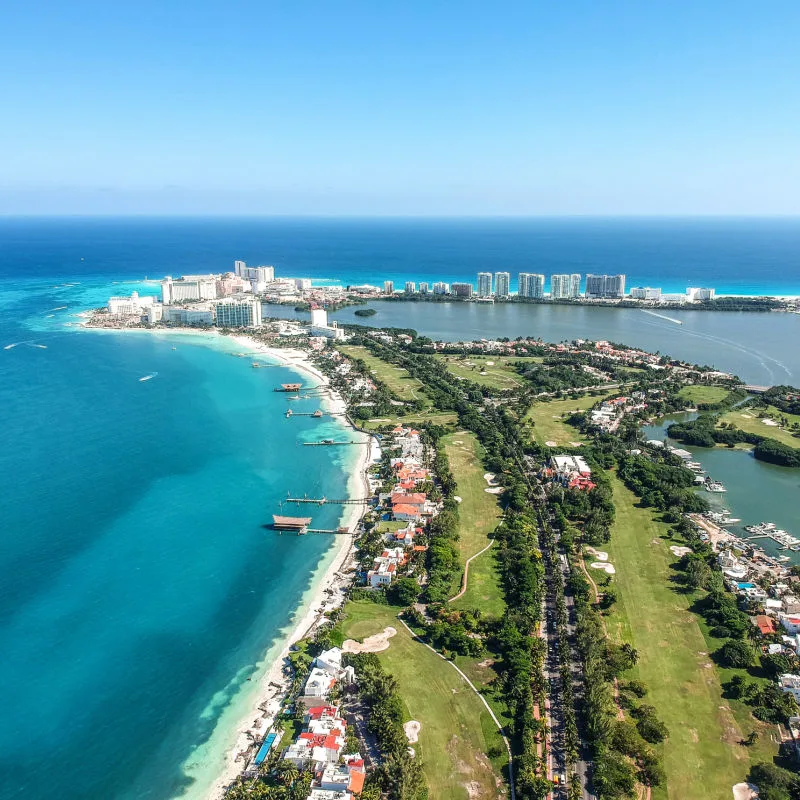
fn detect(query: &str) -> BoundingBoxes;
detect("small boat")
[720,517,741,525]
[139,372,158,382]
[171,346,177,351]
[704,478,726,493]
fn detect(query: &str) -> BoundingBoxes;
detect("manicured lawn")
[678,384,731,405]
[719,404,800,449]
[359,411,459,432]
[340,601,507,800]
[604,475,766,800]
[338,345,431,405]
[441,431,505,617]
[434,355,542,391]
[524,392,610,446]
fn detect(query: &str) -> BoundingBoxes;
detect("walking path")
[397,616,516,800]
[448,539,496,602]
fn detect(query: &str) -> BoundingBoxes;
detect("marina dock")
[302,440,361,446]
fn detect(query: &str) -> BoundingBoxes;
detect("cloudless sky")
[1,1,799,214]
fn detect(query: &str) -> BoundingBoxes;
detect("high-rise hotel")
[550,273,582,299]
[518,273,545,299]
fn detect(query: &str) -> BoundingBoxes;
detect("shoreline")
[202,335,373,798]
[79,321,374,799]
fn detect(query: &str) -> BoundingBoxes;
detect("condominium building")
[419,282,430,294]
[477,272,493,297]
[494,272,510,298]
[585,274,626,299]
[295,278,312,290]
[518,273,545,299]
[630,287,662,301]
[550,274,581,299]
[404,281,416,294]
[383,281,395,295]
[451,282,473,297]
[214,298,263,328]
[432,282,450,295]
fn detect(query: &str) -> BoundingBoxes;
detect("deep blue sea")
[1,217,799,800]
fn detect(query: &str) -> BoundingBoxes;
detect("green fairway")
[359,410,459,431]
[678,385,731,405]
[338,345,431,405]
[719,405,800,449]
[435,355,542,391]
[525,392,610,446]
[604,475,764,800]
[441,431,504,616]
[340,601,506,800]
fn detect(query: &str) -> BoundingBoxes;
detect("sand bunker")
[485,487,504,494]
[670,545,693,557]
[483,472,497,484]
[453,496,463,503]
[591,562,616,574]
[342,626,397,654]
[486,361,495,366]
[761,418,778,426]
[404,720,421,744]
[732,783,759,800]
[545,440,558,447]
[586,547,609,561]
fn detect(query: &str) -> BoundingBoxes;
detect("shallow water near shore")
[0,278,358,800]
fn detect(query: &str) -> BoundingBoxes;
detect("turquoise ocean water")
[2,217,800,799]
[0,275,357,800]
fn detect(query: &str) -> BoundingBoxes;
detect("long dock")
[302,440,362,446]
[285,495,372,505]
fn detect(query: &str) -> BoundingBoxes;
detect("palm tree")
[275,760,299,787]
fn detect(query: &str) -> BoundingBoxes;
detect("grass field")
[435,355,542,391]
[338,345,431,405]
[719,404,800,449]
[360,411,459,432]
[604,475,769,800]
[441,431,504,617]
[339,601,506,800]
[524,392,610,446]
[678,385,731,405]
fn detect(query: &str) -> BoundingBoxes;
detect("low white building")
[779,674,800,703]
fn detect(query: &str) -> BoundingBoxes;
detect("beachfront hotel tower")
[477,272,493,297]
[518,273,545,299]
[404,281,416,294]
[585,274,626,299]
[214,298,263,328]
[383,280,395,295]
[550,273,582,299]
[494,272,510,298]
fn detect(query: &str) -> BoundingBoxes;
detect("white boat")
[704,479,727,493]
[139,372,158,382]
[720,518,742,525]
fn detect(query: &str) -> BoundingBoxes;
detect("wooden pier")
[285,409,325,418]
[285,494,372,505]
[302,440,361,446]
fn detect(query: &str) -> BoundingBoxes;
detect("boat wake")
[139,372,158,382]
[642,309,683,325]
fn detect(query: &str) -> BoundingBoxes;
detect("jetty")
[271,514,312,534]
[285,494,372,505]
[275,383,303,392]
[285,409,325,418]
[302,440,361,446]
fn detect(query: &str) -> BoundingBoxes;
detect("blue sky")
[1,1,799,214]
